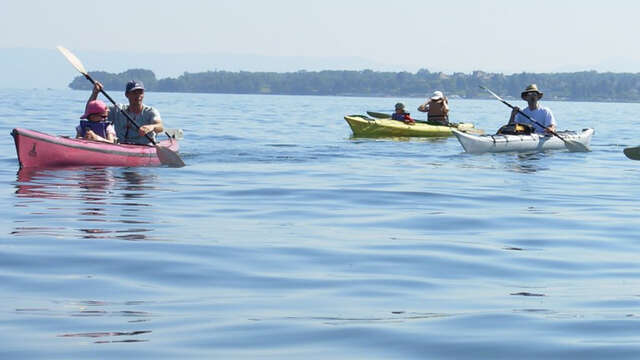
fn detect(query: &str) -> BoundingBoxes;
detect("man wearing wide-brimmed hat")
[508,84,556,134]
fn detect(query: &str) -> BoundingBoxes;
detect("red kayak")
[12,128,180,168]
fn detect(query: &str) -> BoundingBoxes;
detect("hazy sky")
[2,0,639,74]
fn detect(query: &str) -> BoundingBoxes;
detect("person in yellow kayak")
[418,91,449,125]
[508,84,556,134]
[391,102,415,124]
[87,80,164,145]
[76,99,116,143]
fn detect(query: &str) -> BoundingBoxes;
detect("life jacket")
[79,120,110,139]
[427,99,449,125]
[496,123,535,135]
[392,112,413,121]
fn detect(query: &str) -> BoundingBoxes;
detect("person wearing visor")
[76,99,116,143]
[86,80,164,145]
[508,84,556,134]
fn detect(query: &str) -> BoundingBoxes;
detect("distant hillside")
[69,68,640,102]
[0,47,402,89]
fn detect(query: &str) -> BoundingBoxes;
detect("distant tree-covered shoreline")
[68,68,640,102]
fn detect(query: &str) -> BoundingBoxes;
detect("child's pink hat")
[80,100,108,119]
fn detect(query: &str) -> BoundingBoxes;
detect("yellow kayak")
[344,115,481,138]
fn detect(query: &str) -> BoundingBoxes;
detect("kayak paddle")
[480,86,590,152]
[623,146,640,160]
[366,111,392,119]
[366,111,432,125]
[57,46,186,167]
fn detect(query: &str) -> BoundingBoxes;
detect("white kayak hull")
[452,128,594,154]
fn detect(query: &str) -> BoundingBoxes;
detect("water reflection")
[118,169,157,199]
[13,167,159,240]
[503,152,549,173]
[15,167,71,199]
[16,299,154,344]
[349,135,449,143]
[58,330,151,344]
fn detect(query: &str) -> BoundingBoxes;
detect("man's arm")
[417,102,430,112]
[138,108,164,136]
[508,107,520,124]
[87,82,102,107]
[545,109,557,133]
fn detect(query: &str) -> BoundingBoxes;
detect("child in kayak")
[76,100,116,143]
[391,103,415,124]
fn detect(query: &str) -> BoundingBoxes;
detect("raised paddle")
[56,46,185,167]
[479,86,590,152]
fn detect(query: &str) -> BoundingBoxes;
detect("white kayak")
[452,128,594,154]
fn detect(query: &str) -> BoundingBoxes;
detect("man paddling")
[508,84,556,134]
[87,81,164,145]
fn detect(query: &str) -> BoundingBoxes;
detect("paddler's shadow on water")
[13,167,158,241]
[503,152,549,174]
[117,169,157,199]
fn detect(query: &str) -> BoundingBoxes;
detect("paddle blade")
[57,45,87,75]
[156,146,185,167]
[564,140,590,152]
[366,111,391,119]
[623,146,640,160]
[480,85,501,100]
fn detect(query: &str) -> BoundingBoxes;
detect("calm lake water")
[1,88,639,359]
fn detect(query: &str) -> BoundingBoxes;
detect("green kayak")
[344,114,481,138]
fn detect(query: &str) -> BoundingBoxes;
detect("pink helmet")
[80,100,108,119]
